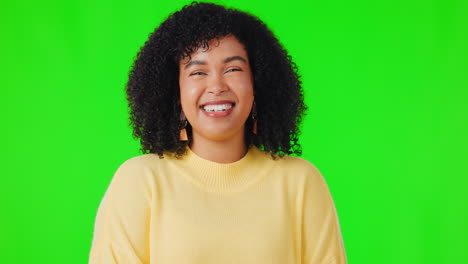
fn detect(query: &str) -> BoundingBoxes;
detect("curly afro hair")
[126,1,307,159]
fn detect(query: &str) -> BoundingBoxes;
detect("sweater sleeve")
[299,163,347,264]
[88,157,152,264]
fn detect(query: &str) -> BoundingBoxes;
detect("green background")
[2,0,467,263]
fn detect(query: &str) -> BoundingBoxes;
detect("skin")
[179,35,254,164]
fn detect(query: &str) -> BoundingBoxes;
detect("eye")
[190,72,206,76]
[225,68,241,73]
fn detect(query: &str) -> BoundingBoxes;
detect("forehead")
[179,35,248,65]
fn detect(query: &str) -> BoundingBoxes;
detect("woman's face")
[179,35,254,143]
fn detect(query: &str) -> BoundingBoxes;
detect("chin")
[195,126,245,142]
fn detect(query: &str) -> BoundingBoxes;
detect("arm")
[299,163,347,264]
[88,157,152,264]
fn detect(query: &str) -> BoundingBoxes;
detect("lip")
[200,100,235,107]
[200,101,235,118]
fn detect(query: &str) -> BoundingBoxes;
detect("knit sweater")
[88,145,347,264]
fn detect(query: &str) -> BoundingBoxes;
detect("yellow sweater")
[88,145,347,264]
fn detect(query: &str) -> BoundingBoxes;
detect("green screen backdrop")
[2,0,467,263]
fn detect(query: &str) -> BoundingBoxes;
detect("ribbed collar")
[175,144,273,193]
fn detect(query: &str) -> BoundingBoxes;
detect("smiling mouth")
[201,103,234,112]
[199,101,236,118]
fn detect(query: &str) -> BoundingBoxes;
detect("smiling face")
[179,35,254,144]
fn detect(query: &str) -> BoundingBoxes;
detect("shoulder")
[273,154,323,178]
[116,153,162,171]
[275,154,318,169]
[269,153,332,192]
[109,153,164,188]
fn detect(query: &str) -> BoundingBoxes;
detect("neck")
[189,133,248,164]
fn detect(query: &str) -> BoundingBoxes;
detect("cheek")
[232,77,254,100]
[179,79,202,106]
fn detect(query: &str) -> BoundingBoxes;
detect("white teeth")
[203,104,233,112]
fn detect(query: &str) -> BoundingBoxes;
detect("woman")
[88,2,347,263]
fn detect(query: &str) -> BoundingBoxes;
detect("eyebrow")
[183,55,247,70]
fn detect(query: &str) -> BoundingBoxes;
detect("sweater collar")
[177,144,272,193]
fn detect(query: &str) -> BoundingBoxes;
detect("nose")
[206,73,228,95]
